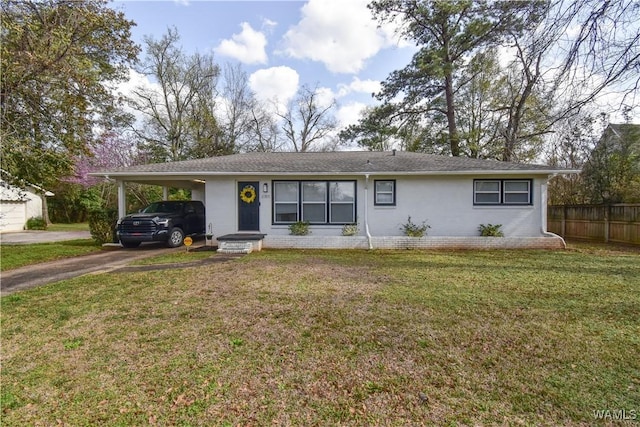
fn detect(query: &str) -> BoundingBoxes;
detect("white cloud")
[337,101,368,128]
[249,66,299,108]
[214,22,268,65]
[315,86,336,109]
[280,0,398,74]
[262,18,277,33]
[336,77,381,98]
[115,69,163,126]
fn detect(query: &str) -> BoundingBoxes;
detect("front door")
[238,181,260,231]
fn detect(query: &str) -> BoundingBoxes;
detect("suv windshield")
[141,202,184,214]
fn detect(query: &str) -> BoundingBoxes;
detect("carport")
[96,173,207,228]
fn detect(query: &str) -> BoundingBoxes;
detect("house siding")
[204,174,550,240]
[0,189,42,232]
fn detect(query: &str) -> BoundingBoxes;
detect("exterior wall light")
[263,182,269,193]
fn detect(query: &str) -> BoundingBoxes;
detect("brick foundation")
[262,235,565,250]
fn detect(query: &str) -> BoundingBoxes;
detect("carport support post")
[117,180,126,219]
[163,186,169,200]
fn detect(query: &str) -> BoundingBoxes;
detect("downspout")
[364,174,373,249]
[540,175,566,248]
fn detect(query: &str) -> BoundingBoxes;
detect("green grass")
[130,249,215,266]
[1,246,638,426]
[0,239,100,271]
[47,223,89,232]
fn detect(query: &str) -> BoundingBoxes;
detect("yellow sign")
[183,236,193,246]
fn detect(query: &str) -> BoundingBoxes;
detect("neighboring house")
[93,151,578,250]
[0,181,51,232]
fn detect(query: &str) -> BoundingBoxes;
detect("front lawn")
[1,247,638,425]
[0,239,100,271]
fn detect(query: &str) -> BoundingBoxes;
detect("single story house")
[93,151,578,250]
[0,180,52,232]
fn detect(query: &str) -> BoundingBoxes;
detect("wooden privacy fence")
[547,204,640,245]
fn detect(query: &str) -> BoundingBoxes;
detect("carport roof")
[92,151,578,177]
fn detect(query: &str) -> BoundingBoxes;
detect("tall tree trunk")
[444,72,460,157]
[40,193,51,226]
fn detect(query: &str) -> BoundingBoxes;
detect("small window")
[375,180,396,206]
[474,179,532,205]
[503,180,531,204]
[474,180,501,204]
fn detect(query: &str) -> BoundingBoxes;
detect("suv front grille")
[120,219,157,233]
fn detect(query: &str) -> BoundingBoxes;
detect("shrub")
[25,216,47,230]
[288,220,310,236]
[88,208,119,245]
[478,223,504,237]
[341,221,359,236]
[400,216,430,237]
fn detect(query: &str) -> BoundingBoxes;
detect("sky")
[110,0,416,129]
[108,0,639,142]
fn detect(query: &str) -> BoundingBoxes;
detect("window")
[302,182,326,223]
[273,180,356,224]
[474,180,501,204]
[274,181,298,222]
[503,180,531,204]
[329,181,355,223]
[474,179,532,205]
[374,180,396,206]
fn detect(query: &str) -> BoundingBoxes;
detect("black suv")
[116,200,206,248]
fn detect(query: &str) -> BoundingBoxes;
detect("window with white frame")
[503,180,531,204]
[474,179,532,205]
[374,180,396,206]
[273,180,356,224]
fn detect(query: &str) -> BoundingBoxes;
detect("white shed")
[0,181,47,232]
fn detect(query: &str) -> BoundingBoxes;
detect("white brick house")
[93,151,578,249]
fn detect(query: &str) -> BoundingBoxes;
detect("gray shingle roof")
[96,151,574,176]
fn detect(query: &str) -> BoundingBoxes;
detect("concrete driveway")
[1,231,226,296]
[1,242,185,296]
[1,231,234,296]
[1,230,92,244]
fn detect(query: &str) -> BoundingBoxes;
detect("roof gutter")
[89,169,581,179]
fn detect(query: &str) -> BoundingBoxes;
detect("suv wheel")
[167,227,184,248]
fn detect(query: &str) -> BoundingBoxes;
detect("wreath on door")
[240,185,257,204]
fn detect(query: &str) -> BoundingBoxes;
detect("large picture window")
[474,179,532,205]
[273,180,356,224]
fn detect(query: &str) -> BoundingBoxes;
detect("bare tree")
[277,85,338,152]
[499,0,640,161]
[218,63,253,150]
[246,105,281,152]
[128,27,225,161]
